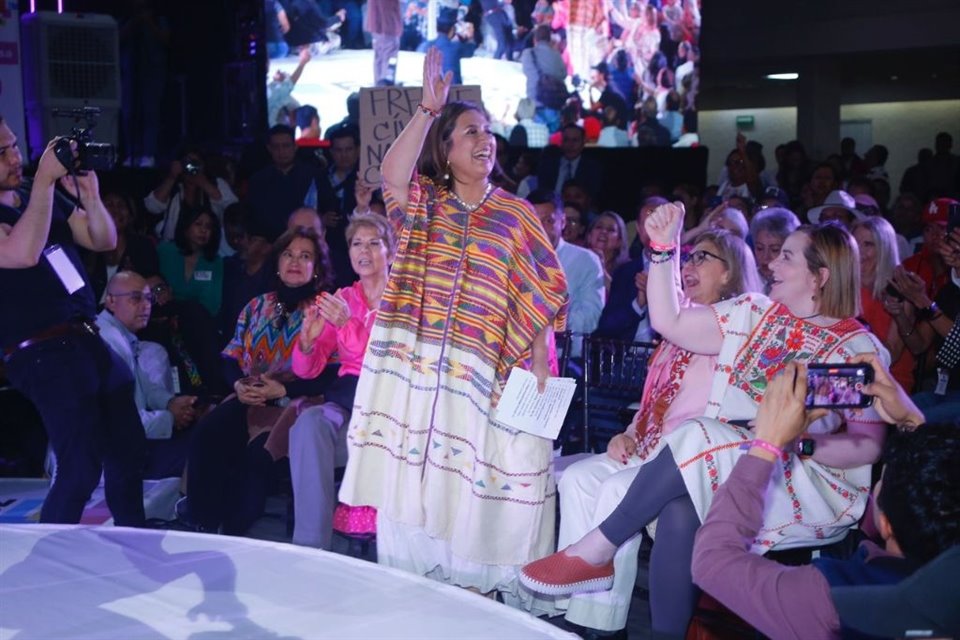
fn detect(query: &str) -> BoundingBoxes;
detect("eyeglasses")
[682,249,727,267]
[109,291,155,304]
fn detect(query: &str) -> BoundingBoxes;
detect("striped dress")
[339,176,568,605]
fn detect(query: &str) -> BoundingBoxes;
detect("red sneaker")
[519,550,615,596]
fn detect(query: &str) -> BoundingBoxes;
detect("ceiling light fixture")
[765,72,799,80]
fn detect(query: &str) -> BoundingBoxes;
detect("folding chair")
[581,336,657,452]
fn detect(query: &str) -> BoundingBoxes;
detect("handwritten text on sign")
[359,85,483,186]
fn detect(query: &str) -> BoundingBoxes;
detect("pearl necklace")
[450,183,493,212]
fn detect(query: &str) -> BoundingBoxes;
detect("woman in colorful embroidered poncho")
[521,207,889,637]
[338,48,568,610]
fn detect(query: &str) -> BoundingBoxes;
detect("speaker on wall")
[20,11,120,162]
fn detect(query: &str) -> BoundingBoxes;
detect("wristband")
[749,438,784,458]
[649,249,676,264]
[417,103,441,119]
[649,241,677,252]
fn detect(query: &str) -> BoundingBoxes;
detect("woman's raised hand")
[422,47,452,112]
[645,202,685,247]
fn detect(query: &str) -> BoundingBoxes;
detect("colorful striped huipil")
[339,175,568,605]
[223,292,304,376]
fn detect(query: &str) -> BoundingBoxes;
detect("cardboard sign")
[359,85,483,186]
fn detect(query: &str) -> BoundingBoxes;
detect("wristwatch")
[796,437,816,457]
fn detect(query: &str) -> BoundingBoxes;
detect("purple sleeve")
[691,455,842,640]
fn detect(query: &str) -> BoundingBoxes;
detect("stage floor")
[269,48,527,132]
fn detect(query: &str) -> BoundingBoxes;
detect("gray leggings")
[597,446,701,638]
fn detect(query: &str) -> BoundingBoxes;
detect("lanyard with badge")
[44,245,85,294]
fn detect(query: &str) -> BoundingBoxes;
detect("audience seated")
[554,230,761,635]
[748,206,800,292]
[587,211,629,294]
[157,207,224,317]
[219,215,277,344]
[176,227,334,535]
[528,189,605,355]
[521,213,888,638]
[889,228,960,423]
[140,273,229,397]
[86,189,159,302]
[852,217,916,391]
[807,189,862,228]
[317,123,362,289]
[692,357,959,640]
[538,124,603,199]
[596,198,662,341]
[247,124,338,241]
[288,213,394,549]
[562,201,588,246]
[97,271,198,479]
[900,198,955,299]
[146,145,238,256]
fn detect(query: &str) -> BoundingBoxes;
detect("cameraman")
[146,145,237,256]
[0,119,147,526]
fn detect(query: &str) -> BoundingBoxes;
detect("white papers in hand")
[494,368,577,440]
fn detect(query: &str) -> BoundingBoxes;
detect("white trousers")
[289,403,350,550]
[557,451,649,632]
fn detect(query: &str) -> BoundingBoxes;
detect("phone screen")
[805,364,874,409]
[948,203,960,239]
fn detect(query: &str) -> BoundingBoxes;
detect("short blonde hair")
[798,224,861,319]
[346,212,397,258]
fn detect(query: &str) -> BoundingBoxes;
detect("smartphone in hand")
[805,363,874,409]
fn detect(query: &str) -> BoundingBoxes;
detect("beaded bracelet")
[649,249,676,264]
[417,103,441,119]
[649,241,677,252]
[748,439,784,458]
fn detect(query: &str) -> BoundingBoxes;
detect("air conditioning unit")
[20,12,120,162]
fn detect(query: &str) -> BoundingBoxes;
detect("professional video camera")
[51,107,117,174]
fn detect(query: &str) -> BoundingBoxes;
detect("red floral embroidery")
[786,328,804,351]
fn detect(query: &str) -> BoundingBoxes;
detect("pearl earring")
[443,162,450,182]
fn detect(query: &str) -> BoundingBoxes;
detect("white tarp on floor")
[0,524,575,639]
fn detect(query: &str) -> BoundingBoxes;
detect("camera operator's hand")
[59,169,100,203]
[850,352,925,430]
[168,160,183,180]
[752,362,827,455]
[34,138,72,187]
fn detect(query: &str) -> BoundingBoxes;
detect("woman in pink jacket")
[288,212,396,549]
